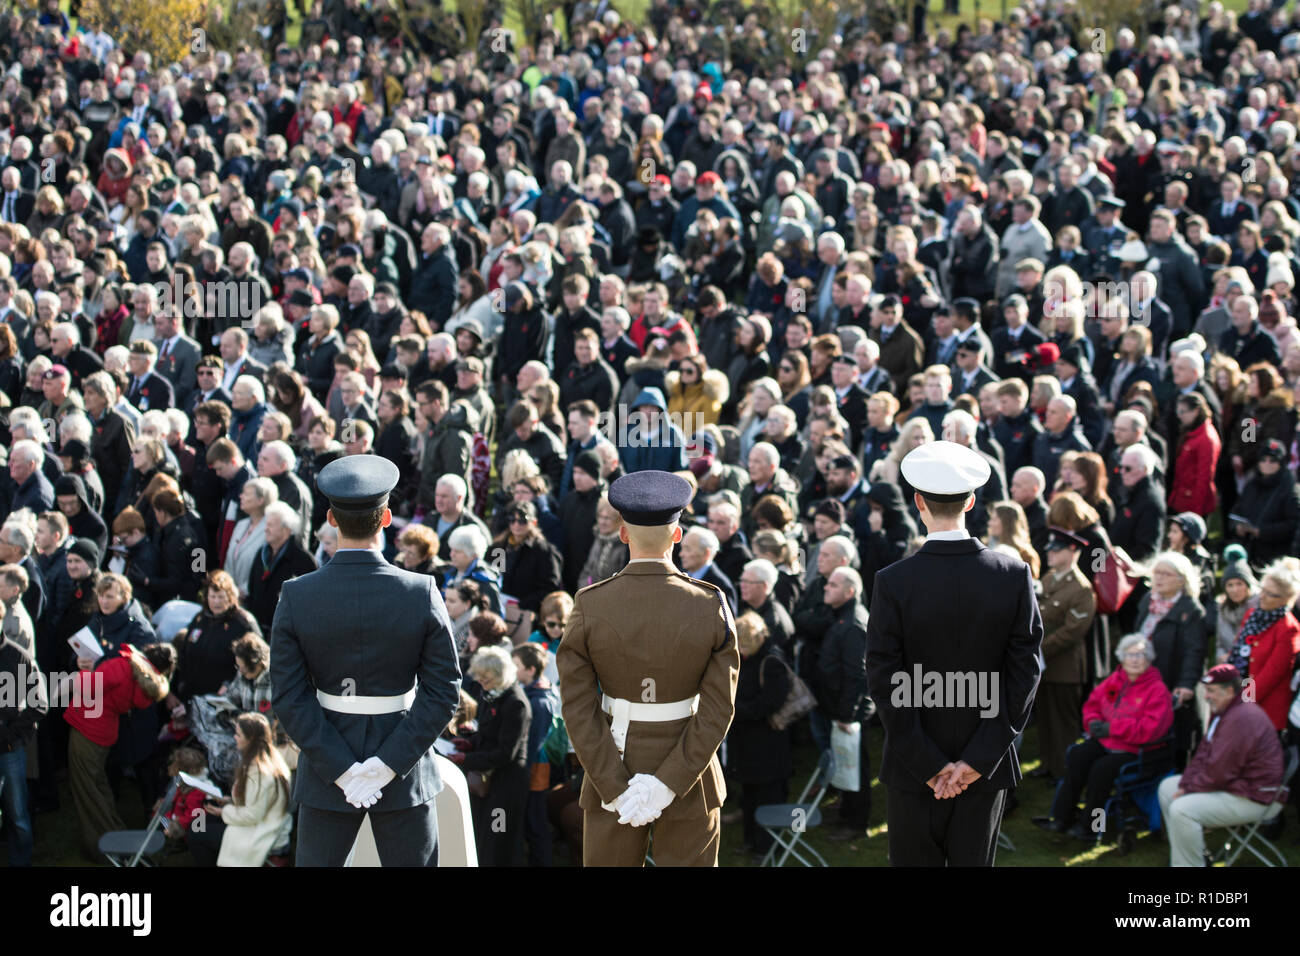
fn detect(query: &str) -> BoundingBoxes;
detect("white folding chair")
[758,749,836,867]
[99,779,178,867]
[1214,746,1297,868]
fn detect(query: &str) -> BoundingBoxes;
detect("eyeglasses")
[543,619,563,630]
[1120,464,1139,472]
[779,365,794,372]
[508,516,529,525]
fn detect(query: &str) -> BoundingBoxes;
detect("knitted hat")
[574,450,602,482]
[1220,544,1258,590]
[68,537,101,567]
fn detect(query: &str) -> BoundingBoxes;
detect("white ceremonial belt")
[601,694,699,753]
[317,686,417,715]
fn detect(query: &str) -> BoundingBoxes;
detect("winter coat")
[1110,475,1167,563]
[1227,608,1300,730]
[729,641,793,783]
[1231,468,1300,566]
[664,368,729,429]
[64,644,166,747]
[173,606,261,701]
[1180,694,1287,804]
[217,760,290,867]
[501,536,564,613]
[1169,420,1221,517]
[1081,665,1175,754]
[578,531,628,589]
[817,599,872,723]
[1134,591,1208,693]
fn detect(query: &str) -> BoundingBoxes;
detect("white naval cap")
[901,440,991,501]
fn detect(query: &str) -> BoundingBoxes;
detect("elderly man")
[1032,395,1091,488]
[228,374,269,460]
[943,410,1007,539]
[125,341,175,411]
[258,441,313,549]
[1111,443,1167,563]
[0,523,45,634]
[38,364,84,424]
[0,562,46,867]
[9,441,54,515]
[49,323,104,388]
[706,500,754,588]
[151,310,202,411]
[819,565,874,840]
[1158,665,1287,867]
[739,442,800,538]
[678,525,737,613]
[429,475,490,561]
[738,558,795,651]
[247,501,317,631]
[1010,466,1051,563]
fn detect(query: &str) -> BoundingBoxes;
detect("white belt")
[601,693,699,754]
[317,685,417,715]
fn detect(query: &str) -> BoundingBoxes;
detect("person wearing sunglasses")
[499,501,563,640]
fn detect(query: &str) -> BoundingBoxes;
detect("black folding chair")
[99,779,179,867]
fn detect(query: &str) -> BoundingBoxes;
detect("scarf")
[481,683,508,703]
[1139,591,1179,639]
[1228,606,1288,676]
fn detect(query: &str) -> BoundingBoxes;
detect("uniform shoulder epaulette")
[576,570,625,596]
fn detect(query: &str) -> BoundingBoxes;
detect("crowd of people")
[1,0,1299,867]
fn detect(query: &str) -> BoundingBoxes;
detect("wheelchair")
[1053,734,1176,853]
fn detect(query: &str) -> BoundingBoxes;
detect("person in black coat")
[111,508,163,612]
[738,559,795,653]
[552,279,602,376]
[1110,445,1167,563]
[447,648,530,867]
[1132,567,1208,762]
[408,227,458,330]
[1056,345,1108,448]
[144,487,210,607]
[373,394,419,513]
[557,454,605,593]
[53,474,109,561]
[84,378,136,519]
[295,310,344,402]
[866,443,1043,866]
[818,566,874,839]
[558,331,620,420]
[708,501,753,587]
[171,574,262,702]
[495,283,548,398]
[679,525,738,614]
[729,611,793,856]
[856,481,917,603]
[1227,442,1300,567]
[246,504,318,632]
[499,503,563,617]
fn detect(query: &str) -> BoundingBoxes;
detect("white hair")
[140,409,170,438]
[1260,557,1300,602]
[10,438,43,468]
[683,525,720,557]
[234,374,266,403]
[1122,443,1159,476]
[264,501,302,538]
[244,476,280,508]
[59,413,93,445]
[749,442,780,468]
[1115,632,1156,662]
[743,558,779,590]
[165,408,190,438]
[1151,550,1201,602]
[821,534,856,565]
[448,524,488,561]
[262,439,296,471]
[436,474,467,500]
[470,645,517,687]
[829,565,863,596]
[942,409,978,444]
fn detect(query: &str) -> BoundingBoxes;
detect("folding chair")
[1212,745,1297,868]
[99,779,178,867]
[757,750,836,867]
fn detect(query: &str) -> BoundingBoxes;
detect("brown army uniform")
[557,558,739,866]
[1037,564,1096,779]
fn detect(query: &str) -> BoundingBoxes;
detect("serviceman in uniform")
[865,441,1044,866]
[1082,196,1127,280]
[557,470,739,867]
[271,456,462,866]
[1030,528,1096,786]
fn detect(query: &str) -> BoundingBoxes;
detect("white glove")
[342,757,396,808]
[334,762,366,796]
[620,774,675,827]
[614,785,650,827]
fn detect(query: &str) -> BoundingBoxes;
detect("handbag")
[466,770,491,798]
[1093,545,1140,615]
[759,654,817,731]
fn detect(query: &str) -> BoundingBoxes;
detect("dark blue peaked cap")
[608,471,692,526]
[317,455,399,513]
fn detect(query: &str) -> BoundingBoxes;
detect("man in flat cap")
[557,470,739,866]
[866,440,1043,865]
[271,455,461,866]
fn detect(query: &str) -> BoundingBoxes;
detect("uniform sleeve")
[270,585,360,786]
[866,577,950,785]
[556,599,632,803]
[652,592,740,797]
[959,563,1044,778]
[376,578,463,777]
[1041,583,1095,660]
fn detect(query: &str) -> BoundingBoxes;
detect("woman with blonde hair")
[986,501,1040,577]
[870,416,933,485]
[578,495,629,588]
[224,477,279,599]
[666,353,729,429]
[27,185,66,235]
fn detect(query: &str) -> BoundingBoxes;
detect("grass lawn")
[15,720,1297,867]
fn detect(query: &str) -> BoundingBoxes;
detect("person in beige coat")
[193,713,291,867]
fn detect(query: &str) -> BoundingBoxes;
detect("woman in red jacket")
[63,628,176,859]
[1034,633,1174,841]
[1169,392,1221,517]
[1223,557,1300,731]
